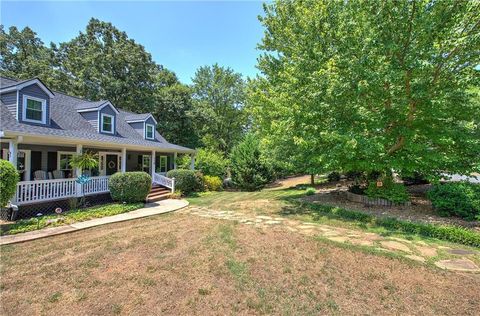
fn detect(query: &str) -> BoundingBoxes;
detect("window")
[145,124,155,140]
[101,113,114,134]
[58,152,74,172]
[22,96,46,123]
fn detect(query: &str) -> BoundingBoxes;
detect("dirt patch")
[1,213,479,315]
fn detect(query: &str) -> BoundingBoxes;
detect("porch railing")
[152,173,175,192]
[14,176,111,206]
[83,176,110,196]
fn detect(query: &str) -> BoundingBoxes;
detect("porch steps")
[146,185,171,203]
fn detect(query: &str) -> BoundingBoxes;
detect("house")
[0,76,195,212]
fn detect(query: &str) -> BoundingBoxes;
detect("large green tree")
[0,25,64,87]
[54,18,158,112]
[251,0,480,178]
[191,64,248,155]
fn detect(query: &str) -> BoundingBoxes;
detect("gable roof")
[0,77,55,98]
[125,113,158,125]
[75,100,120,114]
[0,77,194,153]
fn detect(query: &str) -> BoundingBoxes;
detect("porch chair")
[33,170,48,180]
[52,170,65,179]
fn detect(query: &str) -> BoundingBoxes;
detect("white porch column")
[190,153,195,170]
[75,144,83,176]
[173,152,177,170]
[151,150,156,178]
[8,139,17,167]
[75,144,83,197]
[121,148,127,172]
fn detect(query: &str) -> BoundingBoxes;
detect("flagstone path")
[183,207,480,273]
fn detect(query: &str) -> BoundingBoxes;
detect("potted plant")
[69,151,99,208]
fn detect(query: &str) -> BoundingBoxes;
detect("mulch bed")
[302,182,480,231]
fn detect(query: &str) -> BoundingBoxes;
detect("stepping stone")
[447,249,477,256]
[350,239,374,247]
[322,231,341,237]
[415,246,437,258]
[256,216,273,220]
[298,225,318,230]
[380,241,412,253]
[406,255,426,263]
[416,241,428,246]
[327,236,349,243]
[285,226,298,232]
[434,259,480,272]
[264,220,281,225]
[273,217,285,221]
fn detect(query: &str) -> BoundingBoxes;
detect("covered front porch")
[0,135,195,206]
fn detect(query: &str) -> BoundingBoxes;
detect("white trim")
[22,95,47,124]
[100,113,115,134]
[57,151,75,171]
[98,152,121,176]
[2,79,55,98]
[145,123,155,140]
[125,114,158,125]
[76,101,120,115]
[0,131,196,154]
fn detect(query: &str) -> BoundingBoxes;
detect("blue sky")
[1,1,266,83]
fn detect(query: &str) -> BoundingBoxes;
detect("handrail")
[152,173,175,192]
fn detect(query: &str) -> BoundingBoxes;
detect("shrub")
[365,178,409,204]
[327,171,341,182]
[109,172,151,203]
[305,187,316,196]
[427,182,480,221]
[401,172,429,186]
[167,169,204,195]
[230,133,272,191]
[348,184,365,195]
[204,175,223,191]
[196,149,229,178]
[344,170,364,181]
[0,160,19,207]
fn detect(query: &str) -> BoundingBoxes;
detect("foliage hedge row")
[167,169,204,195]
[0,160,19,207]
[296,201,480,247]
[109,172,151,203]
[427,182,480,221]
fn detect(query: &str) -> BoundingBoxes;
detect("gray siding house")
[0,76,195,206]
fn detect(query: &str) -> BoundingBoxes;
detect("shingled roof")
[0,77,194,153]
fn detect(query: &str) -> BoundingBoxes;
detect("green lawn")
[1,202,144,235]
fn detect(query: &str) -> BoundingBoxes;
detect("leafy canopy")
[251,0,480,178]
[191,64,248,155]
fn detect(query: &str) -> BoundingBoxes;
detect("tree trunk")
[310,174,315,185]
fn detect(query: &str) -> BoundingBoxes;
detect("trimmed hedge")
[294,200,480,247]
[0,160,19,207]
[109,172,151,203]
[167,169,204,195]
[427,182,480,221]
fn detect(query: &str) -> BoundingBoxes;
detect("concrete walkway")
[0,199,189,245]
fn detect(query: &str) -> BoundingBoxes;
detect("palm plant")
[69,151,99,175]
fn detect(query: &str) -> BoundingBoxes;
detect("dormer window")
[101,113,114,134]
[145,123,155,140]
[23,96,46,124]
